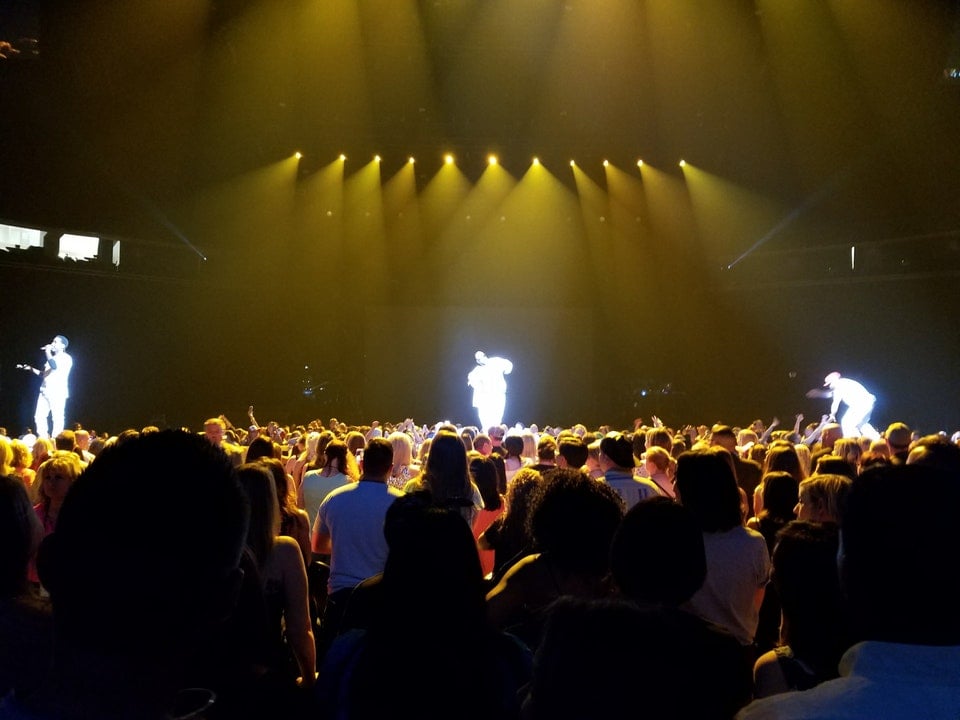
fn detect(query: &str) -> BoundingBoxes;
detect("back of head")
[814,455,856,480]
[54,430,76,452]
[530,468,625,574]
[361,437,394,477]
[884,422,912,453]
[503,434,524,458]
[469,454,501,510]
[763,442,804,482]
[422,430,470,503]
[675,448,743,532]
[381,492,485,628]
[236,463,281,569]
[610,497,706,606]
[840,463,960,644]
[244,436,277,463]
[41,431,249,659]
[760,471,800,521]
[387,431,414,467]
[906,434,960,474]
[599,432,635,469]
[772,521,848,664]
[557,437,588,468]
[537,435,557,461]
[0,475,42,597]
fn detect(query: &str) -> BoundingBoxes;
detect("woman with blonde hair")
[795,474,852,524]
[29,438,53,475]
[29,451,83,585]
[8,439,36,490]
[0,437,14,479]
[832,438,863,474]
[386,431,417,490]
[32,451,83,533]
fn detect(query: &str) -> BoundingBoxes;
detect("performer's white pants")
[35,391,66,439]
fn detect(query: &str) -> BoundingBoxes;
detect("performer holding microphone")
[18,335,73,439]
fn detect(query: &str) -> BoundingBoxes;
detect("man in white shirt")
[31,335,73,439]
[822,371,879,440]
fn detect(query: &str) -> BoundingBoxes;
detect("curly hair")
[528,468,625,574]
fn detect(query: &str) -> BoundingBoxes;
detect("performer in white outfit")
[27,335,73,439]
[467,351,513,430]
[822,371,879,440]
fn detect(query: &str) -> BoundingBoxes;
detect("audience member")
[0,431,249,720]
[599,432,662,508]
[486,468,625,649]
[739,463,960,718]
[676,448,770,663]
[236,464,315,694]
[317,492,531,720]
[752,521,850,699]
[0,476,52,701]
[794,474,852,523]
[311,437,402,657]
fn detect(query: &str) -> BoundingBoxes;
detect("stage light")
[408,157,415,164]
[532,157,540,166]
[294,151,302,160]
[339,154,347,162]
[374,155,381,163]
[444,154,454,165]
[488,155,498,166]
[679,159,686,167]
[570,160,576,167]
[603,160,610,167]
[637,159,644,167]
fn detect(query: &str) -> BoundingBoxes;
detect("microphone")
[42,344,52,351]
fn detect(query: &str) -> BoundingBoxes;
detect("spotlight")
[488,155,498,166]
[408,157,415,164]
[374,155,381,163]
[637,159,644,168]
[603,160,610,167]
[339,154,347,162]
[532,157,540,166]
[679,159,686,167]
[570,160,576,167]
[444,154,454,165]
[294,151,302,160]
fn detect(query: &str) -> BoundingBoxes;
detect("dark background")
[1,0,959,433]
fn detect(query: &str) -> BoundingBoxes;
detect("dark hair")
[840,464,960,644]
[610,497,705,606]
[503,435,524,458]
[421,430,473,515]
[346,493,502,718]
[42,431,248,656]
[760,471,800,521]
[0,475,41,597]
[763,442,805,482]
[245,437,277,463]
[675,448,743,533]
[813,455,856,480]
[599,433,635,469]
[558,438,588,468]
[529,468,625,574]
[907,434,960,474]
[361,437,394,477]
[772,521,849,673]
[470,454,502,511]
